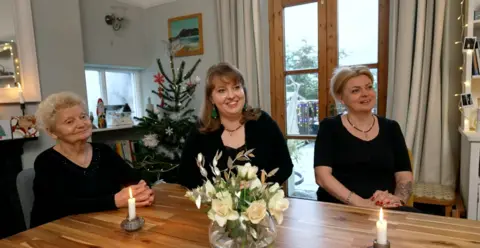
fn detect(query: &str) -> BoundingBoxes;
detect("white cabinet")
[459,128,480,220]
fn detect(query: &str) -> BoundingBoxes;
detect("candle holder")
[20,103,25,116]
[120,216,144,232]
[371,239,390,248]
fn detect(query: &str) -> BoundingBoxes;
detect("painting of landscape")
[168,13,204,57]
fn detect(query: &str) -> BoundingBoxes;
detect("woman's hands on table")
[370,190,403,208]
[114,180,155,208]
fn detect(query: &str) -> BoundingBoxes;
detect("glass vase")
[208,214,277,248]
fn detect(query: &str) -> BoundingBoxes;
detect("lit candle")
[464,118,470,132]
[376,208,387,244]
[17,83,25,104]
[128,187,136,221]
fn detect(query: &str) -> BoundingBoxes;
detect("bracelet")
[346,191,353,205]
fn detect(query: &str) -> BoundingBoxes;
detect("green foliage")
[285,39,349,100]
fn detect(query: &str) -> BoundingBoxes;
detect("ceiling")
[115,0,177,9]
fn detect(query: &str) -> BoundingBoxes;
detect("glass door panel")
[284,2,318,71]
[337,0,378,66]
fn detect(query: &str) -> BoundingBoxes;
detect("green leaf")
[267,168,279,177]
[227,157,234,169]
[244,148,255,157]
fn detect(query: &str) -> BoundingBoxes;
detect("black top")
[30,143,141,228]
[314,115,411,203]
[179,111,294,189]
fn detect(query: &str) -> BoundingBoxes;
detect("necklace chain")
[224,124,243,136]
[346,114,375,138]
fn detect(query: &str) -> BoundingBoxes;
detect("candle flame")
[129,187,133,199]
[379,208,384,221]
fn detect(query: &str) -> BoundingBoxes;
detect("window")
[84,68,142,118]
[269,0,389,199]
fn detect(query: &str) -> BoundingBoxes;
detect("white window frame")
[84,67,142,118]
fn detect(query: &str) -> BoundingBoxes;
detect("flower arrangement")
[185,149,289,247]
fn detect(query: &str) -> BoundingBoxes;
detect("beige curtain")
[387,0,462,185]
[215,0,270,111]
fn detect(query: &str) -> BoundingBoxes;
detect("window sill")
[92,125,136,133]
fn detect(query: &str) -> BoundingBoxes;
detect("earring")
[243,103,247,111]
[211,106,218,119]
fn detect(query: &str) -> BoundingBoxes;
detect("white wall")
[140,0,220,114]
[80,0,149,68]
[0,0,15,41]
[0,0,87,169]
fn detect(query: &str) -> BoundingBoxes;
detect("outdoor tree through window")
[269,0,389,199]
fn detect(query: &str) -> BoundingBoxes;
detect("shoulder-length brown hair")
[199,62,261,133]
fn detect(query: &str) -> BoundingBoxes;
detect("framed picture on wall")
[168,13,204,57]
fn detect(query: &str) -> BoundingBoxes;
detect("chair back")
[406,150,414,207]
[16,168,35,229]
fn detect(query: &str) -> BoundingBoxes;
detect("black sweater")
[179,111,294,189]
[314,115,411,203]
[30,143,141,228]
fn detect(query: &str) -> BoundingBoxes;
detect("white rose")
[268,190,289,225]
[211,191,239,227]
[269,183,280,193]
[249,178,262,190]
[197,153,203,163]
[237,163,258,180]
[142,134,159,148]
[244,200,267,224]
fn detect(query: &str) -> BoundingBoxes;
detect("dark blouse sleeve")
[314,117,335,167]
[98,143,141,187]
[262,112,293,184]
[390,120,412,173]
[178,126,204,189]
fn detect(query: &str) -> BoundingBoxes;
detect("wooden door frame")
[269,0,390,133]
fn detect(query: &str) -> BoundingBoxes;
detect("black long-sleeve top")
[179,111,294,189]
[314,115,411,203]
[30,143,141,228]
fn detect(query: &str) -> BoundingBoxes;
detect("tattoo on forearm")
[395,181,413,203]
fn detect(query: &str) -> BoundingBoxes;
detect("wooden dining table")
[1,183,480,248]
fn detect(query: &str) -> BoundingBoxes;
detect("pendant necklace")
[224,124,243,136]
[346,114,375,139]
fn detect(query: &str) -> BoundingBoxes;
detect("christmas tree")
[132,40,201,184]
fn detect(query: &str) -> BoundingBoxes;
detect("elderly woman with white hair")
[30,92,154,228]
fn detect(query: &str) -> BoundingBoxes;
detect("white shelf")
[92,125,135,133]
[459,127,480,142]
[0,75,15,80]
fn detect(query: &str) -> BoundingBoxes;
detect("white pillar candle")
[464,118,470,132]
[376,208,387,244]
[128,187,136,221]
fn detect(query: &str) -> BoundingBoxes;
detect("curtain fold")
[387,0,461,185]
[215,0,269,111]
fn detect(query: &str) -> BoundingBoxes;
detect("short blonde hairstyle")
[35,91,86,131]
[330,65,374,100]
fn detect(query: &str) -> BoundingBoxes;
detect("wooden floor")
[1,183,480,248]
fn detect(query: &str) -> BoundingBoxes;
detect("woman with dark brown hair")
[178,62,293,189]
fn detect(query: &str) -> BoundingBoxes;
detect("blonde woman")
[314,66,414,210]
[30,92,154,227]
[178,62,293,189]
